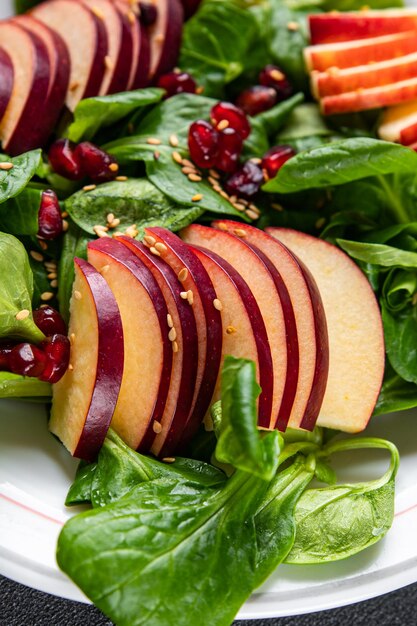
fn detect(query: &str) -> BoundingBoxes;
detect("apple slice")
[181,223,290,430]
[267,228,384,433]
[378,99,417,144]
[118,236,199,458]
[147,0,184,81]
[321,77,417,115]
[88,238,173,452]
[115,1,150,89]
[0,48,13,126]
[311,52,417,99]
[0,21,50,155]
[309,10,417,45]
[50,258,124,461]
[211,220,329,432]
[32,0,108,111]
[181,0,202,19]
[188,242,274,426]
[144,227,222,444]
[304,31,417,73]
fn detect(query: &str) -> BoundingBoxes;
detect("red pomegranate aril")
[210,102,250,140]
[38,190,63,240]
[48,139,84,181]
[74,142,119,184]
[39,333,70,383]
[262,145,296,180]
[259,65,293,101]
[235,86,277,117]
[139,2,158,25]
[188,120,220,169]
[33,305,67,336]
[216,128,243,173]
[157,71,197,98]
[0,342,15,371]
[9,343,47,378]
[225,160,264,199]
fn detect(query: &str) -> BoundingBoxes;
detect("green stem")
[378,176,410,224]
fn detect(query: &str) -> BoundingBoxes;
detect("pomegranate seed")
[188,120,220,169]
[48,139,83,181]
[139,2,158,25]
[0,342,15,371]
[259,65,293,101]
[39,334,70,383]
[9,343,47,378]
[74,142,119,184]
[216,128,243,173]
[157,71,197,98]
[235,86,277,117]
[262,145,296,180]
[38,190,63,240]
[225,160,264,199]
[33,305,67,336]
[210,102,250,140]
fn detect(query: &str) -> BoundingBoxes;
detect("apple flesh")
[117,236,199,458]
[309,10,417,45]
[211,220,329,432]
[88,238,173,453]
[378,99,417,144]
[147,0,184,81]
[267,228,384,433]
[0,48,13,126]
[50,258,124,461]
[32,0,108,111]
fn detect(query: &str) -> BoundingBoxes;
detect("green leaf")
[0,185,43,236]
[65,461,97,506]
[263,139,417,194]
[0,233,44,343]
[14,0,43,12]
[374,361,417,415]
[338,239,417,268]
[57,222,91,323]
[285,438,399,564]
[0,151,42,205]
[0,371,51,399]
[215,356,280,480]
[382,303,417,384]
[66,89,164,142]
[277,102,332,141]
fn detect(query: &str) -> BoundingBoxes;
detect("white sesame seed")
[178,267,188,282]
[74,290,82,300]
[180,291,188,299]
[30,250,44,262]
[144,235,156,246]
[216,223,229,231]
[234,228,247,238]
[192,193,203,202]
[217,119,229,131]
[154,33,164,44]
[169,134,179,147]
[168,327,177,342]
[226,326,237,335]
[245,209,259,220]
[162,457,176,463]
[109,163,119,173]
[172,341,179,353]
[41,291,54,302]
[182,166,197,175]
[68,363,74,371]
[153,421,162,434]
[0,162,13,171]
[70,333,76,344]
[107,213,115,223]
[104,55,114,71]
[50,279,58,288]
[83,184,96,192]
[213,298,223,311]
[167,314,174,328]
[91,5,104,19]
[150,246,161,256]
[115,176,128,182]
[209,169,220,179]
[38,239,48,250]
[188,174,202,182]
[62,220,69,232]
[155,242,167,254]
[15,309,30,321]
[146,137,161,145]
[47,272,57,280]
[187,290,194,305]
[172,151,183,164]
[100,265,110,274]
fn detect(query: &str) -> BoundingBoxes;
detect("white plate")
[1,0,417,619]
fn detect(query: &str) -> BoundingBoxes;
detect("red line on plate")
[395,501,417,518]
[0,492,64,526]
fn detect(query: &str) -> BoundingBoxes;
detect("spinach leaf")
[0,185,43,236]
[285,438,399,564]
[0,233,44,343]
[65,178,205,236]
[29,255,54,309]
[57,223,91,323]
[338,239,417,268]
[374,361,417,416]
[382,303,417,384]
[0,151,42,205]
[0,372,51,399]
[263,139,417,194]
[65,461,97,506]
[66,89,164,143]
[14,0,43,12]
[214,356,280,480]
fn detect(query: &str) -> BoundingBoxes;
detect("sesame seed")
[216,223,228,231]
[109,218,121,228]
[208,176,218,187]
[180,291,188,299]
[167,314,174,328]
[245,209,259,220]
[155,242,167,254]
[44,261,57,269]
[98,231,110,238]
[219,190,229,200]
[249,203,260,214]
[112,231,125,238]
[209,169,220,179]
[213,298,223,311]
[70,333,76,343]
[233,203,246,212]
[192,193,203,202]
[217,119,229,131]
[178,267,188,282]
[0,162,13,171]
[104,55,114,70]
[125,225,138,238]
[271,202,284,212]
[83,184,96,192]
[146,137,161,145]
[172,341,179,353]
[270,69,285,81]
[109,163,119,173]
[93,225,109,236]
[187,290,194,305]
[188,174,202,182]
[196,86,204,95]
[172,151,183,164]
[38,239,48,251]
[182,159,195,168]
[162,457,176,463]
[213,184,222,193]
[229,195,238,204]
[115,175,128,182]
[100,265,110,274]
[150,246,161,256]
[154,33,164,44]
[41,291,54,302]
[62,220,69,232]
[30,250,44,262]
[47,272,57,280]
[69,81,80,91]
[169,134,179,147]
[74,290,82,300]
[61,211,68,218]
[127,10,136,24]
[144,235,156,246]
[68,364,74,371]
[234,228,247,238]
[182,166,197,175]
[91,5,104,19]
[226,326,237,334]
[50,279,58,288]
[287,20,299,30]
[153,421,162,434]
[15,309,30,321]
[168,327,177,342]
[107,213,115,223]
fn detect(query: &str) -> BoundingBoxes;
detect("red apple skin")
[133,22,151,88]
[190,243,274,427]
[148,0,184,81]
[88,237,173,453]
[312,53,417,99]
[32,0,108,111]
[0,49,13,125]
[321,77,417,116]
[51,258,124,461]
[304,32,417,73]
[309,11,417,45]
[181,0,202,19]
[117,236,199,458]
[109,3,134,93]
[145,227,223,445]
[399,120,417,145]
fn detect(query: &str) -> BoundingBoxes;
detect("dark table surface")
[1,575,417,626]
